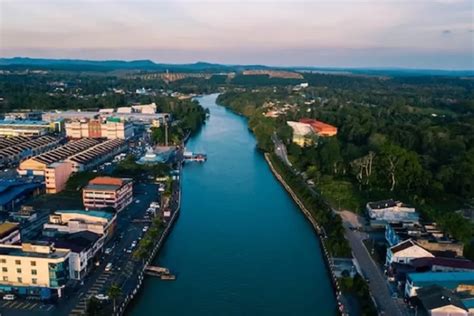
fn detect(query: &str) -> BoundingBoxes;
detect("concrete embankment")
[264,153,346,315]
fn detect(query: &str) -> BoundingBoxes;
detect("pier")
[144,266,176,280]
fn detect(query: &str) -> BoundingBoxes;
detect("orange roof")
[299,118,337,135]
[89,176,124,186]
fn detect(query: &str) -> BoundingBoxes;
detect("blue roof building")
[0,179,44,211]
[405,272,474,297]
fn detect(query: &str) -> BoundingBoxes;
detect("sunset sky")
[1,0,473,69]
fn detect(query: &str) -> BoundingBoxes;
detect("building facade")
[44,162,74,194]
[0,242,70,299]
[0,120,51,137]
[83,177,133,213]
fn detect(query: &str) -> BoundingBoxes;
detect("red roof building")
[299,118,338,137]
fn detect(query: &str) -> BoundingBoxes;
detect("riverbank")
[264,153,345,315]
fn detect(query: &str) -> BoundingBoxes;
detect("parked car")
[3,294,15,301]
[105,263,113,271]
[95,294,109,301]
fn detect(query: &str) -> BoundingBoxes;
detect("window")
[17,277,22,283]
[0,259,5,264]
[31,261,36,266]
[31,269,37,275]
[2,267,7,272]
[32,278,37,285]
[2,276,7,281]
[15,260,21,265]
[17,268,21,273]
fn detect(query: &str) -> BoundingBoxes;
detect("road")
[271,133,291,166]
[269,135,407,316]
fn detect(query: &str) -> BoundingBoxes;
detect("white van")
[105,263,113,272]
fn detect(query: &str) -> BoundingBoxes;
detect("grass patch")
[318,176,364,213]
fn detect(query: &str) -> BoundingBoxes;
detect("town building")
[43,210,116,238]
[367,199,418,223]
[405,272,474,297]
[386,239,434,266]
[0,120,51,137]
[0,135,63,168]
[44,162,73,194]
[386,222,464,257]
[83,177,133,213]
[0,222,21,244]
[65,117,133,139]
[417,285,468,316]
[0,242,70,299]
[138,146,177,164]
[0,179,44,212]
[287,121,314,147]
[18,138,101,176]
[43,231,103,281]
[4,111,43,121]
[299,118,338,137]
[410,257,474,273]
[43,110,169,125]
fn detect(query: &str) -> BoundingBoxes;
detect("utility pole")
[164,120,168,147]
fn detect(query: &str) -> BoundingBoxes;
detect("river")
[128,94,336,315]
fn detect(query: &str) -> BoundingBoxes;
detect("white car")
[105,263,113,271]
[95,294,109,301]
[105,247,113,255]
[3,294,15,301]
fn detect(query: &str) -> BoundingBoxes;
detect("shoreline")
[264,153,345,315]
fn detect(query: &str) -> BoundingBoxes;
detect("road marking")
[28,303,38,310]
[46,305,54,311]
[16,302,28,309]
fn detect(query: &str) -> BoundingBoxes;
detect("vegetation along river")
[128,94,336,315]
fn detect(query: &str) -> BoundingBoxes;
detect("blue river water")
[128,94,336,315]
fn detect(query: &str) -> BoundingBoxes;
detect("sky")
[0,0,473,69]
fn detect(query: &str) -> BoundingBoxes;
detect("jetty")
[183,151,207,162]
[144,265,176,280]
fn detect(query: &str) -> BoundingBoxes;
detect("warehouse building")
[0,136,63,168]
[0,120,51,137]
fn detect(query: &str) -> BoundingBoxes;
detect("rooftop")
[0,244,69,259]
[0,120,49,126]
[56,209,115,221]
[407,272,474,288]
[0,222,19,237]
[418,285,466,311]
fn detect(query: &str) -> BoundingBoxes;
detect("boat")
[183,151,207,162]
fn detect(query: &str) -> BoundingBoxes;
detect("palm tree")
[107,283,122,313]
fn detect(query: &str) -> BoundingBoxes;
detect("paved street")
[272,133,291,166]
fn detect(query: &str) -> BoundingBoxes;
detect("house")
[367,199,418,223]
[386,239,434,266]
[287,121,314,147]
[386,222,464,257]
[417,285,468,316]
[405,272,474,297]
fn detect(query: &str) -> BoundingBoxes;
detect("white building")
[385,239,434,266]
[0,222,21,244]
[43,210,116,238]
[367,199,418,223]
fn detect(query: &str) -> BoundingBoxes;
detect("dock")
[183,151,207,162]
[144,265,176,280]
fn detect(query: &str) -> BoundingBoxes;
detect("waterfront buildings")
[0,222,21,244]
[0,120,51,137]
[138,146,176,164]
[83,177,133,212]
[405,272,474,297]
[299,118,338,137]
[287,121,314,147]
[43,209,116,238]
[417,285,468,315]
[65,117,134,139]
[367,199,418,223]
[385,239,434,266]
[0,242,70,299]
[0,135,63,168]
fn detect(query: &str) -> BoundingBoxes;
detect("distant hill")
[0,57,472,77]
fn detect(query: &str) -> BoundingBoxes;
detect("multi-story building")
[0,120,51,137]
[83,177,133,212]
[42,231,103,281]
[43,210,116,238]
[18,138,126,193]
[0,222,21,244]
[287,121,314,147]
[44,162,73,194]
[0,242,70,299]
[43,110,169,125]
[65,118,133,139]
[386,239,434,266]
[405,272,474,297]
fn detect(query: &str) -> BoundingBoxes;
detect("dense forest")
[217,74,474,246]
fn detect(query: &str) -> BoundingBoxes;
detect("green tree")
[107,283,122,312]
